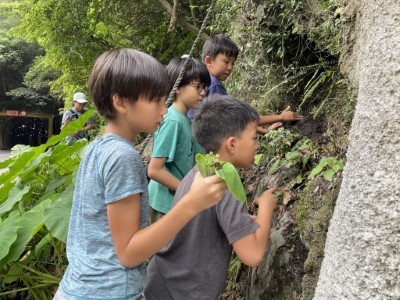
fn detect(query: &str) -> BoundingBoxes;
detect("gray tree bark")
[314,1,400,299]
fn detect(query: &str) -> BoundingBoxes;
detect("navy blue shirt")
[187,75,227,119]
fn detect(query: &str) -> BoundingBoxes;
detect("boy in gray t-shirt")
[144,94,277,300]
[55,49,227,300]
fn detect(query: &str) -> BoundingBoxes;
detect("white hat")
[73,92,88,103]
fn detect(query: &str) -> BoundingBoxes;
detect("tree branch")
[158,0,208,41]
[189,0,198,28]
[168,0,179,32]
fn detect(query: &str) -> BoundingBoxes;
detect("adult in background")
[61,92,94,144]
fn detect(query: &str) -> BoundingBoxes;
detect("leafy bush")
[0,110,94,298]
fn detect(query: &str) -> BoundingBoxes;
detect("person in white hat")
[61,92,94,142]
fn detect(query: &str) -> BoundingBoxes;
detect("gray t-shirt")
[144,167,259,300]
[59,134,149,300]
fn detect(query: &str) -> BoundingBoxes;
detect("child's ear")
[225,136,237,154]
[204,56,213,67]
[112,94,127,113]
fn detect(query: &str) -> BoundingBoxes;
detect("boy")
[61,92,94,143]
[191,34,303,134]
[144,94,277,299]
[147,56,210,223]
[55,49,226,300]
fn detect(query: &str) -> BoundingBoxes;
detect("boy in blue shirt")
[147,57,210,223]
[144,94,277,299]
[54,49,226,300]
[189,34,303,134]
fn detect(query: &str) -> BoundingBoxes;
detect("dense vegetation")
[0,0,356,298]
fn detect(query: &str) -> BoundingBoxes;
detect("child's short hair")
[166,57,211,93]
[201,34,239,62]
[89,48,170,120]
[192,94,259,152]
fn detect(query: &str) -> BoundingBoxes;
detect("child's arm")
[148,157,180,191]
[258,106,303,126]
[256,123,283,134]
[108,172,226,268]
[232,188,277,267]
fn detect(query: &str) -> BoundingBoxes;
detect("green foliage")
[5,59,63,113]
[0,0,20,31]
[213,0,354,135]
[0,110,94,298]
[9,0,203,105]
[196,152,247,203]
[209,0,243,34]
[0,33,43,101]
[258,127,343,183]
[258,127,313,176]
[308,156,344,181]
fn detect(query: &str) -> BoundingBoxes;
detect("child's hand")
[279,106,303,122]
[186,172,227,212]
[254,187,277,210]
[267,122,283,131]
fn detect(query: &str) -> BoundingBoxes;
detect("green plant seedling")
[196,153,247,203]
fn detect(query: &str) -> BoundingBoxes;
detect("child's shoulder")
[165,106,186,121]
[158,107,189,130]
[93,134,140,164]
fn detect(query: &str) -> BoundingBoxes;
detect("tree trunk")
[314,1,400,299]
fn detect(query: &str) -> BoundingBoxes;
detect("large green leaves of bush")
[0,111,93,276]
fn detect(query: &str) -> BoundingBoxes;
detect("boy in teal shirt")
[148,56,210,223]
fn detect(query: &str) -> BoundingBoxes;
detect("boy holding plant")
[144,94,277,299]
[54,49,226,300]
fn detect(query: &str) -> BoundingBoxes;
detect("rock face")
[314,1,400,299]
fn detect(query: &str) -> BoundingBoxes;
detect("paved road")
[0,150,11,175]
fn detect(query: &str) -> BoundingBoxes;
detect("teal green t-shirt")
[148,106,203,214]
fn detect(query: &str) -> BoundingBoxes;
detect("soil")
[285,114,327,144]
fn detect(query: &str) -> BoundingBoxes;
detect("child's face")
[205,53,236,82]
[231,122,259,169]
[176,81,207,110]
[126,96,167,134]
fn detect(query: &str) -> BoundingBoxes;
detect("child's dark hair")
[166,57,211,94]
[201,34,239,61]
[89,48,170,120]
[192,94,259,152]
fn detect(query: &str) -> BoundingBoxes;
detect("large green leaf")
[0,150,35,188]
[195,153,247,203]
[10,144,32,158]
[44,183,74,243]
[43,175,68,194]
[0,182,30,215]
[19,150,53,181]
[215,163,247,203]
[0,157,12,169]
[0,182,14,203]
[36,109,94,153]
[0,199,52,266]
[0,211,21,263]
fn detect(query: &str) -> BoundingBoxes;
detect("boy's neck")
[172,102,189,115]
[104,121,138,142]
[207,70,221,81]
